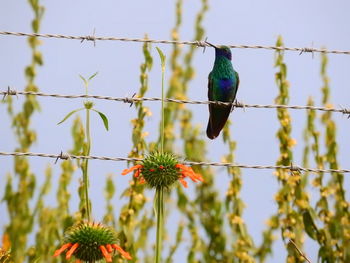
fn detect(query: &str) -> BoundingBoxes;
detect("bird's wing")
[207,73,215,138]
[207,73,214,121]
[233,70,240,100]
[208,72,214,101]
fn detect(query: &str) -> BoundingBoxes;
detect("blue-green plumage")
[207,44,239,139]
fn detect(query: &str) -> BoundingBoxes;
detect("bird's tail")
[206,119,218,139]
[206,105,231,140]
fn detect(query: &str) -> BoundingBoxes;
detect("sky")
[1,0,350,262]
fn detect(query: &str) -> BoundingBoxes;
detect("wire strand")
[2,89,349,116]
[1,31,350,55]
[0,151,349,174]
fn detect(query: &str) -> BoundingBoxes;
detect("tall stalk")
[80,76,93,222]
[155,187,164,263]
[155,47,166,263]
[83,104,92,221]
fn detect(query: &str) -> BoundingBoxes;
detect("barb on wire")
[233,99,246,112]
[123,93,136,107]
[1,31,350,55]
[55,151,71,164]
[80,28,96,47]
[299,42,315,58]
[340,105,350,118]
[198,37,208,53]
[289,162,301,176]
[2,86,18,100]
[1,89,349,116]
[1,151,350,174]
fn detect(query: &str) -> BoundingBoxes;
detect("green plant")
[58,73,109,221]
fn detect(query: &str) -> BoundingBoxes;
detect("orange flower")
[121,164,143,175]
[54,222,131,262]
[122,165,145,181]
[54,242,131,262]
[122,162,203,188]
[175,164,204,186]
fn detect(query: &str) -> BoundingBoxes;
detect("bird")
[206,42,239,139]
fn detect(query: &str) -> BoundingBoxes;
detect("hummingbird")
[206,42,239,139]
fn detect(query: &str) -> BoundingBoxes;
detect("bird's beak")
[205,41,218,49]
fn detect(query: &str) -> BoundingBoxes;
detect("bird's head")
[206,42,232,60]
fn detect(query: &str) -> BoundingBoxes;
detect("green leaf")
[25,66,36,78]
[32,257,41,263]
[318,246,330,263]
[156,47,166,71]
[92,109,109,131]
[32,19,39,33]
[276,35,283,47]
[105,175,115,199]
[79,75,87,86]
[302,209,318,240]
[88,71,99,81]
[34,51,43,65]
[57,108,84,125]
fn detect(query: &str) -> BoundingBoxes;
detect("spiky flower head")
[122,152,203,189]
[54,222,131,262]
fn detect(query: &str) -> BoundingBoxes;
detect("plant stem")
[155,187,164,263]
[83,107,91,221]
[161,62,165,154]
[155,47,166,263]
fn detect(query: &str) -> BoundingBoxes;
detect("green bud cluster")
[64,222,118,261]
[142,152,180,189]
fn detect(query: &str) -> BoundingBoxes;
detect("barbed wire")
[2,88,350,116]
[0,151,349,174]
[1,31,350,55]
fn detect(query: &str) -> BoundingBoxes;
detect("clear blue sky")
[1,1,350,262]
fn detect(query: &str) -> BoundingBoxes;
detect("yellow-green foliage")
[257,36,308,263]
[312,54,350,262]
[163,0,184,152]
[103,174,116,227]
[2,1,44,261]
[223,122,255,262]
[118,38,153,262]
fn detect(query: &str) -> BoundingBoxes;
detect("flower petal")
[134,169,141,178]
[193,173,204,182]
[182,171,199,182]
[100,245,112,262]
[66,243,79,259]
[106,244,113,253]
[112,244,132,260]
[53,243,72,257]
[176,164,203,184]
[122,165,143,175]
[139,177,146,184]
[179,178,188,188]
